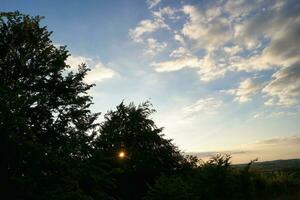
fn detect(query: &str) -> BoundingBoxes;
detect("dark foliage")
[144,155,300,200]
[0,11,113,199]
[93,102,196,199]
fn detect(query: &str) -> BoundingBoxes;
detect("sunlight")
[118,151,125,159]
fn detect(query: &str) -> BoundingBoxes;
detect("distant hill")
[235,159,300,179]
[235,159,300,170]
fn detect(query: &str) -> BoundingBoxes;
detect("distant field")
[235,159,300,199]
[235,159,300,178]
[235,159,300,169]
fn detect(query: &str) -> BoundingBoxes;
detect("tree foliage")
[0,11,112,199]
[94,102,195,199]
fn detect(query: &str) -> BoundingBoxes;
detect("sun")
[118,151,125,159]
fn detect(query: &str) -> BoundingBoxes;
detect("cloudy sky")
[3,0,300,163]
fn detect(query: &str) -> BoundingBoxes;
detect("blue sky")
[2,0,300,163]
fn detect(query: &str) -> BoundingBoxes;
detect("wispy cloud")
[255,136,300,146]
[262,62,300,106]
[253,111,297,119]
[181,4,231,52]
[188,135,300,163]
[66,55,116,83]
[66,55,92,70]
[146,0,161,9]
[226,78,263,103]
[144,38,167,56]
[129,18,167,42]
[84,62,116,83]
[187,150,248,159]
[183,97,223,117]
[130,0,300,108]
[151,55,200,72]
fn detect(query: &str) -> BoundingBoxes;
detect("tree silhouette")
[94,101,194,199]
[0,12,113,199]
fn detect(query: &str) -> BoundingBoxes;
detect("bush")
[144,155,300,200]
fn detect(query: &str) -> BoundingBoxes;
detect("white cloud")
[178,0,300,74]
[147,0,161,9]
[232,0,300,71]
[270,111,297,118]
[181,5,231,51]
[174,33,185,45]
[183,97,223,117]
[85,62,116,83]
[197,54,226,82]
[254,136,300,147]
[152,52,226,82]
[224,0,255,21]
[169,46,191,58]
[144,38,167,56]
[129,6,177,55]
[152,6,178,20]
[130,0,300,107]
[262,62,300,106]
[264,98,277,106]
[223,45,243,56]
[152,55,200,72]
[129,6,178,43]
[129,19,167,42]
[66,55,116,83]
[252,111,297,119]
[66,55,92,70]
[253,113,263,119]
[227,78,262,103]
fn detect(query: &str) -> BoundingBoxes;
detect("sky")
[2,0,300,163]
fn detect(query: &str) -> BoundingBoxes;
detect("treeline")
[146,155,300,200]
[0,12,299,200]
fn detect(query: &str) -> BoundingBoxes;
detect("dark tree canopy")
[96,102,188,171]
[94,102,195,199]
[0,12,113,199]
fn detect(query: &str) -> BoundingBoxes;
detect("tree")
[0,12,113,199]
[94,101,195,199]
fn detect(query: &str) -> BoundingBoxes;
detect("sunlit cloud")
[129,18,167,43]
[181,4,231,52]
[66,55,92,71]
[151,55,200,72]
[84,62,116,83]
[66,55,116,83]
[189,135,300,164]
[144,38,167,56]
[187,150,248,159]
[253,111,297,119]
[173,33,185,45]
[263,62,300,106]
[183,97,223,117]
[152,6,178,21]
[226,78,262,103]
[129,0,300,108]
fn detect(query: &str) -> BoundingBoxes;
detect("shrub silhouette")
[144,155,300,200]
